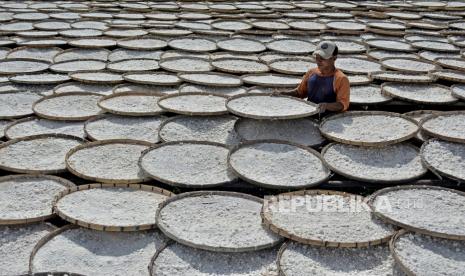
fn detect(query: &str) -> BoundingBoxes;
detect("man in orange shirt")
[279,41,350,113]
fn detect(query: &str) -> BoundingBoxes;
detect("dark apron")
[306,73,337,104]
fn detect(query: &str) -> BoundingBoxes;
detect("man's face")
[315,54,336,71]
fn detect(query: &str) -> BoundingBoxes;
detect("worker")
[278,40,350,114]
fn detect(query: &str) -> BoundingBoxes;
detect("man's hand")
[271,89,285,96]
[272,87,299,97]
[318,102,344,112]
[318,103,328,113]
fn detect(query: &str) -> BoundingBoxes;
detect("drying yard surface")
[1,1,465,275]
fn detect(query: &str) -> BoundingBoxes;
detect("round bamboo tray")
[157,92,229,116]
[52,48,110,63]
[216,37,266,53]
[155,190,283,252]
[178,71,243,87]
[420,138,465,182]
[68,37,117,48]
[233,117,325,147]
[429,69,465,83]
[68,70,124,84]
[369,71,437,83]
[262,189,396,248]
[32,92,103,121]
[167,36,217,52]
[240,73,302,88]
[419,111,465,143]
[0,134,86,174]
[97,92,164,116]
[159,56,212,73]
[319,111,419,147]
[65,139,153,184]
[53,183,173,231]
[368,185,465,240]
[0,174,75,225]
[380,82,458,104]
[364,38,416,52]
[4,116,85,140]
[9,73,70,85]
[5,45,61,62]
[321,142,427,184]
[139,140,238,188]
[226,93,319,120]
[211,57,269,74]
[0,58,50,75]
[380,57,440,73]
[123,72,182,86]
[228,139,330,189]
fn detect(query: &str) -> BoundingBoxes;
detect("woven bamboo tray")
[419,111,465,143]
[228,139,330,189]
[420,138,465,182]
[429,69,465,83]
[278,240,399,276]
[178,71,243,87]
[52,48,109,63]
[349,84,392,105]
[0,58,50,75]
[216,37,266,53]
[5,46,61,62]
[389,229,419,276]
[336,57,383,74]
[211,57,269,74]
[53,183,173,232]
[368,185,465,240]
[364,38,416,52]
[32,92,103,121]
[69,70,124,84]
[267,57,315,75]
[321,142,427,184]
[380,57,440,73]
[366,27,405,37]
[116,36,168,50]
[241,73,302,88]
[451,84,465,100]
[84,113,166,143]
[123,72,182,86]
[347,74,373,85]
[434,57,465,71]
[381,82,458,105]
[0,134,86,174]
[68,37,117,48]
[369,71,437,83]
[262,189,396,248]
[389,229,465,276]
[0,174,75,225]
[226,93,319,119]
[159,56,212,73]
[9,73,70,85]
[157,92,229,116]
[27,225,82,274]
[155,190,283,252]
[65,139,152,184]
[98,92,164,116]
[139,140,238,188]
[233,117,325,147]
[168,36,217,52]
[106,58,160,73]
[50,59,106,73]
[4,116,85,140]
[319,111,419,147]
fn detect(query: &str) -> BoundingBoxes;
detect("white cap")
[313,40,337,59]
